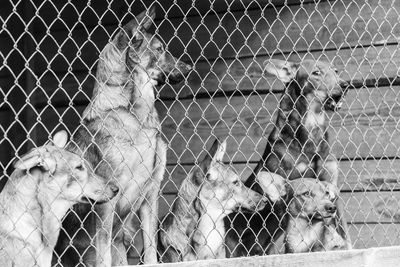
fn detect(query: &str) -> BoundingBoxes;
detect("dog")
[53,7,192,266]
[0,130,118,267]
[225,58,351,257]
[158,139,286,262]
[285,178,346,253]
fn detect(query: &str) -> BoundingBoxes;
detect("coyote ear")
[191,167,204,186]
[13,150,41,171]
[114,20,142,50]
[113,7,156,51]
[13,149,57,173]
[136,6,156,31]
[52,130,68,148]
[263,59,299,83]
[255,172,287,202]
[211,138,226,163]
[200,138,227,173]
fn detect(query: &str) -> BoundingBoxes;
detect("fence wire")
[0,0,400,266]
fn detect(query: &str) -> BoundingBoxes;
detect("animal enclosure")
[1,0,400,265]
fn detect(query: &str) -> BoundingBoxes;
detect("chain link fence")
[1,0,400,266]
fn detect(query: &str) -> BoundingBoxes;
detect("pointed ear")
[191,167,205,186]
[136,6,156,31]
[211,138,226,163]
[13,148,57,173]
[263,59,299,83]
[13,150,41,170]
[113,19,142,50]
[256,172,287,202]
[113,7,156,51]
[200,138,227,173]
[52,130,68,148]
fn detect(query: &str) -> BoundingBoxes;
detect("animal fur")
[285,178,346,253]
[158,139,271,262]
[225,59,351,257]
[53,7,191,266]
[0,130,118,267]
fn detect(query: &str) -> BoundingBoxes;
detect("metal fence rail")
[0,0,400,266]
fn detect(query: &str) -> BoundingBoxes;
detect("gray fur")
[284,179,346,253]
[54,7,191,266]
[0,131,118,267]
[158,139,266,262]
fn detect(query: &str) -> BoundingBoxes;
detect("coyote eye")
[312,70,321,76]
[156,46,163,53]
[76,164,84,171]
[302,190,312,197]
[233,180,240,186]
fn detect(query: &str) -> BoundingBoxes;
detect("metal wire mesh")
[1,0,400,266]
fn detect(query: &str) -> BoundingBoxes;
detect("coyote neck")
[277,88,326,144]
[83,45,159,126]
[130,71,159,125]
[37,181,72,249]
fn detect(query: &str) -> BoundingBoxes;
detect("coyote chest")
[88,107,161,204]
[303,110,326,142]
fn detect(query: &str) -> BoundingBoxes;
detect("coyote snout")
[223,176,266,213]
[233,186,266,212]
[75,166,119,205]
[152,52,192,85]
